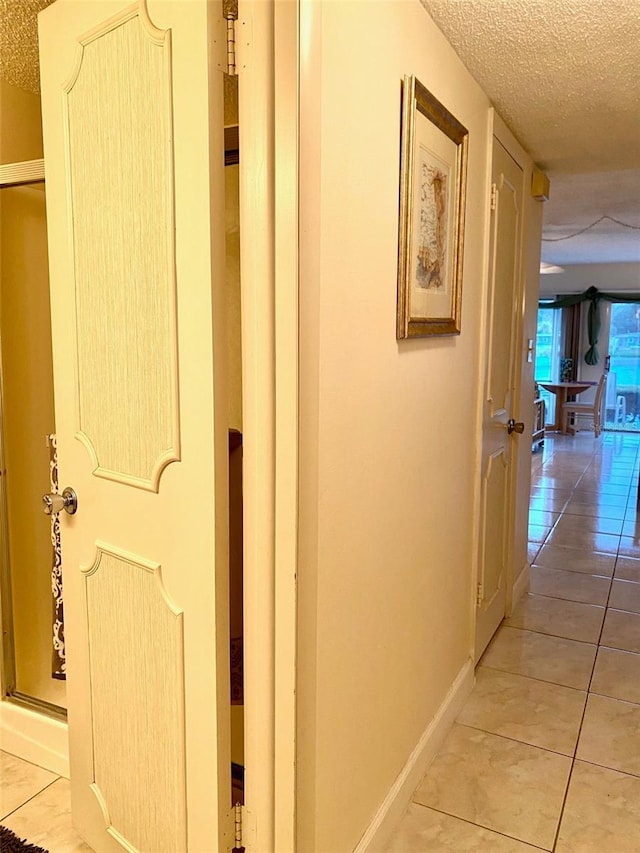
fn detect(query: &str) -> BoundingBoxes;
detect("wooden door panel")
[486,178,518,418]
[475,138,523,660]
[39,2,230,850]
[479,449,508,606]
[85,546,186,853]
[66,6,179,492]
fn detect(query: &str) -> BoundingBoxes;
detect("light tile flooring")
[0,751,90,851]
[388,430,640,852]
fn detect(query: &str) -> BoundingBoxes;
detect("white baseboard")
[353,658,475,853]
[511,562,531,614]
[0,699,69,778]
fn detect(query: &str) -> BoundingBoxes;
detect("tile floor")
[0,751,90,851]
[387,430,640,852]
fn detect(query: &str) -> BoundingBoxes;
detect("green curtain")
[539,286,640,366]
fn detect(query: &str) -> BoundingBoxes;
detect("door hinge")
[225,16,237,76]
[476,582,484,606]
[233,801,244,850]
[225,802,255,852]
[215,0,249,75]
[490,183,497,212]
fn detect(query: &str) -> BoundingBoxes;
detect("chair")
[562,373,607,437]
[604,371,627,427]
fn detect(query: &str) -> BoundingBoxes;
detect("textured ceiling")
[420,0,640,266]
[0,0,55,93]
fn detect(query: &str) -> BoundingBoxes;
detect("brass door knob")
[507,419,525,435]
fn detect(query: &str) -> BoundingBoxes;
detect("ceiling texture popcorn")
[0,0,55,94]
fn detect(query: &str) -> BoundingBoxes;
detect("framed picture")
[397,75,468,338]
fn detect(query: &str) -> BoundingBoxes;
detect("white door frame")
[239,1,298,849]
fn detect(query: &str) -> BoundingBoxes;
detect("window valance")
[539,286,640,365]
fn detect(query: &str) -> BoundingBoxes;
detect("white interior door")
[38,2,231,850]
[475,138,524,661]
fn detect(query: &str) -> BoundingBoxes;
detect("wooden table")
[538,381,596,432]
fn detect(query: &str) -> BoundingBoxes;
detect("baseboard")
[353,658,475,853]
[0,699,69,777]
[511,562,531,614]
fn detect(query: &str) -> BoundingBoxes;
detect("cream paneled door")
[475,138,525,660]
[38,2,231,851]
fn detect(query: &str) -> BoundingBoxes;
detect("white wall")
[539,262,640,297]
[297,2,493,849]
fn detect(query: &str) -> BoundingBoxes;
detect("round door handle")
[42,486,78,516]
[507,418,525,435]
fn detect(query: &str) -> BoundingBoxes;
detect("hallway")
[388,431,640,851]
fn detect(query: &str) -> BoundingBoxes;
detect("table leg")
[557,389,567,432]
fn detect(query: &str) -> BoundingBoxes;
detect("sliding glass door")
[606,303,640,431]
[535,307,563,425]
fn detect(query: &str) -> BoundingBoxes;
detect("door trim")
[239,1,298,849]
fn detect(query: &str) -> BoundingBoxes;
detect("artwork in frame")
[397,75,469,338]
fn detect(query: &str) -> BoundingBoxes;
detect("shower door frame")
[0,157,66,720]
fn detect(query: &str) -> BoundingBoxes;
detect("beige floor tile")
[573,484,629,498]
[577,694,640,777]
[529,565,610,606]
[617,536,640,558]
[481,626,597,690]
[535,477,578,490]
[504,594,605,643]
[533,544,615,577]
[528,524,551,544]
[528,509,560,528]
[579,476,632,489]
[563,501,626,520]
[545,526,619,554]
[591,647,640,704]
[456,667,586,755]
[527,542,541,564]
[601,608,640,653]
[622,518,640,538]
[608,579,640,613]
[553,514,623,536]
[384,803,543,852]
[413,724,571,849]
[556,761,640,853]
[0,751,58,821]
[530,485,572,497]
[1,778,93,853]
[615,556,640,582]
[529,496,571,514]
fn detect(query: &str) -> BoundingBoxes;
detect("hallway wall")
[297,2,493,849]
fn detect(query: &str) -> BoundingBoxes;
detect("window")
[605,303,640,431]
[535,307,562,424]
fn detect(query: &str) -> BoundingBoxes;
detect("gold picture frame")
[397,75,468,338]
